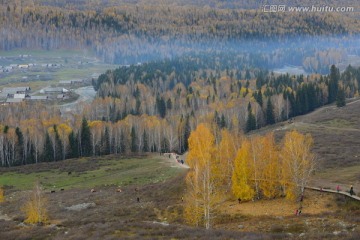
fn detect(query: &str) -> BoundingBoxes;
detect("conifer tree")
[328,65,339,103]
[131,126,137,152]
[246,103,256,132]
[143,130,149,152]
[15,127,24,165]
[336,87,346,107]
[266,98,275,125]
[80,118,91,157]
[68,131,79,158]
[43,133,53,162]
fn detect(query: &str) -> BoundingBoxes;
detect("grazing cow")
[51,190,55,193]
[60,188,64,191]
[116,188,122,193]
[91,189,96,193]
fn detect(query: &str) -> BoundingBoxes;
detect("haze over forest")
[1,0,360,72]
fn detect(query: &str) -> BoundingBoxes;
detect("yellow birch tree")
[23,182,48,224]
[232,139,255,201]
[258,133,280,199]
[184,123,223,229]
[281,131,316,200]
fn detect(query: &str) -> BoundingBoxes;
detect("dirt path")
[293,122,360,132]
[305,186,360,201]
[163,153,189,169]
[59,86,96,115]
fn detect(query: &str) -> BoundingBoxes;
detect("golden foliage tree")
[217,129,241,191]
[280,130,316,200]
[184,123,223,229]
[232,131,314,201]
[23,183,48,224]
[232,139,255,201]
[258,133,280,199]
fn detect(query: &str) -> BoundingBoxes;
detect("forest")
[1,61,359,167]
[1,1,360,72]
[32,0,360,10]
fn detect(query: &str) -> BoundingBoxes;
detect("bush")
[22,183,48,224]
[0,187,4,203]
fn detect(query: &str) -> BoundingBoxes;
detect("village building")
[6,98,24,104]
[40,87,69,94]
[2,87,31,94]
[28,96,48,101]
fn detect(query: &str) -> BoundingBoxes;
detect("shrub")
[22,183,48,224]
[0,187,4,203]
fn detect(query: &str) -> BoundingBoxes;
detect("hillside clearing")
[0,154,186,191]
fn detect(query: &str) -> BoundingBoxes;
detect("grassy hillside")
[0,154,184,191]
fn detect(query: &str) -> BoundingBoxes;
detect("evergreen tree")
[156,96,167,118]
[245,69,251,80]
[246,103,256,132]
[80,118,91,157]
[236,70,242,80]
[214,111,221,128]
[166,98,172,110]
[68,131,79,158]
[131,126,137,152]
[43,133,53,162]
[336,87,346,107]
[53,125,62,161]
[119,131,126,153]
[3,125,9,134]
[143,130,149,152]
[220,114,227,129]
[101,127,111,155]
[15,127,24,165]
[328,65,339,103]
[182,115,191,153]
[135,98,141,115]
[256,75,263,89]
[254,90,263,107]
[266,98,275,124]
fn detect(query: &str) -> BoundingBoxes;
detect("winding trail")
[305,186,360,201]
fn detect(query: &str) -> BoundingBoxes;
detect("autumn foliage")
[0,187,4,203]
[232,131,315,201]
[185,124,238,229]
[185,125,316,228]
[23,183,48,225]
